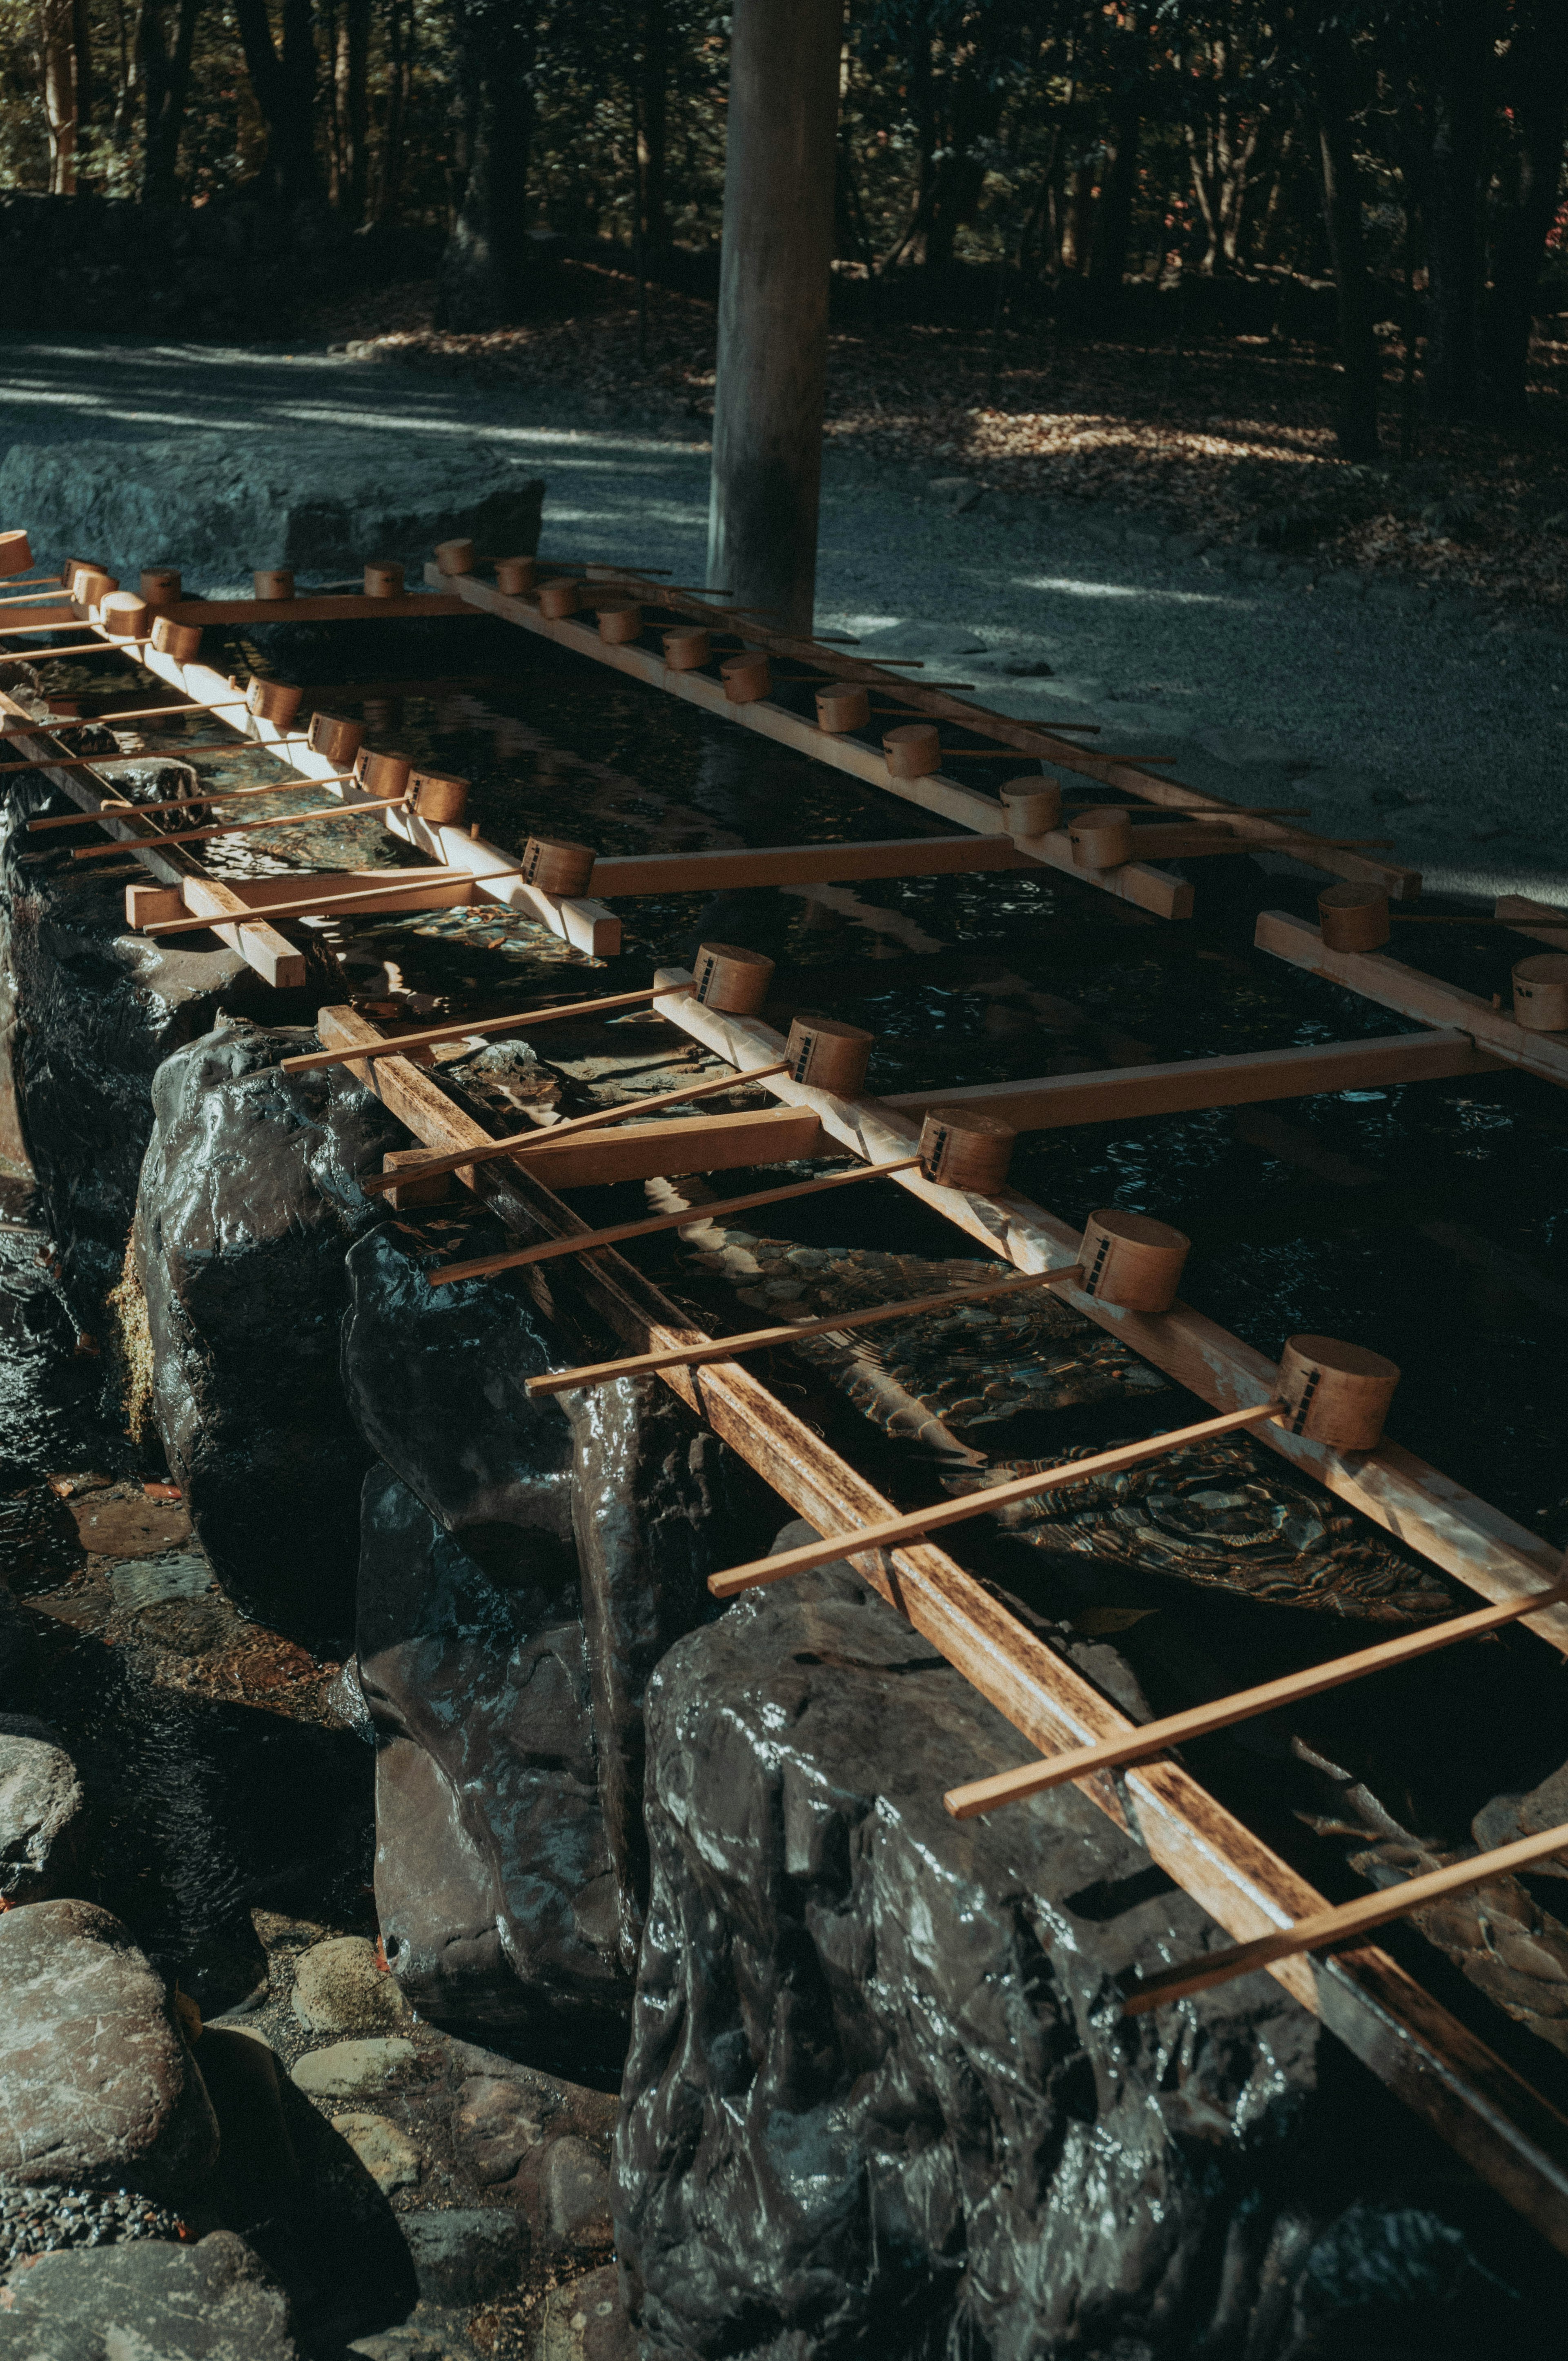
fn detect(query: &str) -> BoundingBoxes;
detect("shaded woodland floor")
[312,261,1568,617]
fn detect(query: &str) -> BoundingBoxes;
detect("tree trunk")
[136,0,202,202]
[375,0,412,222]
[334,0,370,220]
[439,0,539,329]
[39,0,80,193]
[234,0,321,205]
[1089,74,1143,300]
[1483,0,1568,426]
[639,0,670,258]
[707,0,844,634]
[1422,0,1499,421]
[1313,32,1381,463]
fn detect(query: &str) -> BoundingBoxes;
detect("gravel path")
[4,328,1565,902]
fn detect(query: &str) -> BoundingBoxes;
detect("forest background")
[3,4,1568,609]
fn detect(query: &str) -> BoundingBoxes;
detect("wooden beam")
[133,641,621,960]
[178,867,478,915]
[165,593,476,624]
[1256,911,1568,1092]
[312,997,1568,2250]
[588,835,1033,896]
[501,1103,826,1189]
[426,564,1417,901]
[423,568,1194,923]
[649,966,1568,1648]
[880,1030,1503,1129]
[1496,894,1568,951]
[177,878,307,988]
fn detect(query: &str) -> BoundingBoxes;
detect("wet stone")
[291,1936,412,2036]
[543,2136,613,2252]
[0,1900,218,2202]
[539,2263,639,2361]
[452,2076,549,2185]
[0,1728,85,1905]
[290,2038,420,2099]
[68,1492,191,1559]
[331,2112,421,2196]
[398,2207,528,2305]
[0,2226,298,2356]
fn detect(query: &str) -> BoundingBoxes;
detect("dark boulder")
[342,1225,731,2028]
[0,714,337,1335]
[615,1550,1546,2359]
[134,1020,404,1644]
[0,1898,218,2202]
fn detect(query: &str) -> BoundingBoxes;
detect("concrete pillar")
[706,0,844,637]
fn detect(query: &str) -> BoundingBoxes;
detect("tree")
[233,0,323,203]
[1309,18,1381,461]
[440,0,539,327]
[133,0,203,203]
[1483,0,1568,423]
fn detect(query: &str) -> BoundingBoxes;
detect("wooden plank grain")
[879,1030,1502,1128]
[316,997,1568,2251]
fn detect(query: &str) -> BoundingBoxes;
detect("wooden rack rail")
[309,997,1568,2254]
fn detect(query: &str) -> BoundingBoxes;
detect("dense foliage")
[0,2,1564,438]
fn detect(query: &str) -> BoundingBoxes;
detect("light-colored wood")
[380,1147,453,1208]
[307,711,365,765]
[364,559,405,597]
[281,981,691,1075]
[492,1102,826,1189]
[101,592,149,639]
[70,564,117,602]
[522,836,596,895]
[0,602,78,628]
[0,641,126,659]
[526,1263,1082,1395]
[71,788,409,859]
[884,722,940,779]
[124,882,185,927]
[428,1157,922,1285]
[139,568,180,608]
[919,1107,1015,1192]
[143,866,492,935]
[664,627,712,669]
[1494,894,1568,949]
[0,738,255,777]
[1256,909,1568,1092]
[878,1031,1502,1130]
[590,835,1032,896]
[1513,954,1568,1032]
[786,1014,873,1094]
[434,539,475,575]
[308,998,1568,2240]
[252,569,294,601]
[710,1402,1284,1598]
[0,530,33,576]
[362,1057,793,1194]
[1124,1820,1568,2017]
[410,768,469,825]
[597,599,644,643]
[149,616,202,660]
[161,593,472,624]
[1080,1207,1190,1312]
[1278,1334,1401,1452]
[423,563,1196,921]
[694,940,775,1015]
[246,678,302,729]
[176,876,308,989]
[31,773,351,828]
[1070,806,1134,868]
[354,747,413,797]
[1320,883,1391,951]
[651,967,1568,1649]
[722,652,771,703]
[495,557,535,595]
[539,578,581,618]
[816,684,870,732]
[1001,782,1062,834]
[945,1577,1568,1820]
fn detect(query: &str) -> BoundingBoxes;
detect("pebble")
[0,2179,185,2268]
[291,2037,419,2097]
[332,2111,421,2194]
[292,1936,412,2034]
[543,2136,613,2250]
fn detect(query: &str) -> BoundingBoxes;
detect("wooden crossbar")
[310,998,1568,2251]
[879,1030,1502,1129]
[650,967,1568,1650]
